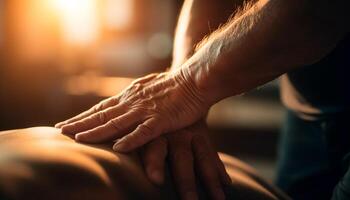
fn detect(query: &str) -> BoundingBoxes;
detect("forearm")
[176,0,349,104]
[171,0,244,70]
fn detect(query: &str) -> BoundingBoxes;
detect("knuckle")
[156,73,166,79]
[77,118,90,127]
[108,97,118,105]
[134,106,147,116]
[96,111,108,124]
[130,80,137,87]
[93,104,102,112]
[109,118,122,131]
[131,78,141,85]
[147,73,158,79]
[123,99,132,106]
[131,82,143,91]
[136,89,147,99]
[135,83,142,89]
[170,149,193,162]
[137,123,153,137]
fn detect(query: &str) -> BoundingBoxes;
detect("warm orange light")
[51,0,99,45]
[65,75,134,97]
[105,0,133,30]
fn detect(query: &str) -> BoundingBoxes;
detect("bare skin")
[57,1,238,199]
[0,127,290,200]
[141,121,231,200]
[56,0,350,150]
[56,0,349,199]
[141,1,243,199]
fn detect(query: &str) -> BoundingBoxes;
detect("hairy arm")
[56,0,348,161]
[141,2,246,199]
[177,0,350,104]
[171,0,247,70]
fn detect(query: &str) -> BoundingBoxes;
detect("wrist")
[167,67,209,112]
[172,61,222,108]
[195,66,233,104]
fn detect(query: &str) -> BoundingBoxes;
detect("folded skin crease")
[56,71,210,153]
[141,121,231,200]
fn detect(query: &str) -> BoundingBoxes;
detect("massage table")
[0,127,290,200]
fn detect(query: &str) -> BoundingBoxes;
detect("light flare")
[52,0,99,45]
[105,0,134,30]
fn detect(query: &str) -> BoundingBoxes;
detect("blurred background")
[0,0,285,182]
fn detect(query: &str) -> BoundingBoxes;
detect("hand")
[55,71,209,152]
[141,121,231,200]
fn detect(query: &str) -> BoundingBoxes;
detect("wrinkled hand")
[141,121,231,200]
[55,71,209,152]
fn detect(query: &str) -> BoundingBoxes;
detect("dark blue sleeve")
[332,167,350,200]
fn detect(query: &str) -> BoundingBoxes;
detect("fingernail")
[185,192,198,200]
[113,141,128,152]
[150,170,163,185]
[75,133,84,142]
[214,188,225,200]
[61,125,71,134]
[55,122,64,128]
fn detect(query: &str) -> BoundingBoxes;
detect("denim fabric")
[276,110,350,200]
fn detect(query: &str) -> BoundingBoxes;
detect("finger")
[113,117,163,152]
[214,151,232,186]
[132,73,158,84]
[202,127,231,185]
[75,111,141,143]
[61,104,127,135]
[169,133,198,200]
[141,137,168,185]
[192,134,225,200]
[55,97,118,128]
